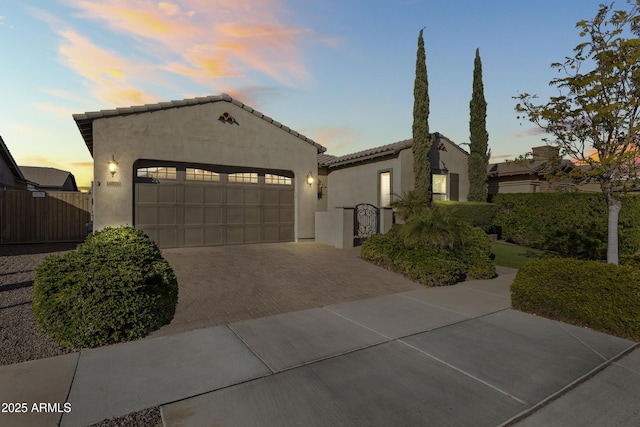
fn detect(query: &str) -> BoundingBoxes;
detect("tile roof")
[488,159,575,176]
[0,135,26,182]
[73,93,326,157]
[319,133,467,168]
[19,166,75,189]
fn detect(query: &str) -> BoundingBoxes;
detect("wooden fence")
[0,190,92,244]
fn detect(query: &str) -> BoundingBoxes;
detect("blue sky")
[0,0,610,188]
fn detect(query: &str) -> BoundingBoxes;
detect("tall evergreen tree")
[412,28,431,199]
[467,48,490,202]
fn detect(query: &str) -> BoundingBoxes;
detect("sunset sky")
[1,0,606,189]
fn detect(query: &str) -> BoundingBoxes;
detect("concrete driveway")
[0,241,639,427]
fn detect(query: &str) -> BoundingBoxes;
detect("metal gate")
[353,203,379,246]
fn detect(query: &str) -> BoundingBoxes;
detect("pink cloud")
[51,0,321,106]
[56,29,158,106]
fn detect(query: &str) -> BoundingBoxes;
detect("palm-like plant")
[392,191,465,249]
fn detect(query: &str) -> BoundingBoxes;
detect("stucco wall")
[92,101,319,239]
[428,138,470,201]
[326,157,402,209]
[326,139,469,210]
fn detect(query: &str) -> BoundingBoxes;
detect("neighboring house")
[318,133,470,211]
[487,146,575,195]
[0,135,28,190]
[19,166,79,192]
[74,94,324,248]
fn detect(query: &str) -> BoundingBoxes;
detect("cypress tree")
[467,48,490,202]
[412,28,431,199]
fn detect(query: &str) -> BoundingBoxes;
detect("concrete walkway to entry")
[0,242,639,426]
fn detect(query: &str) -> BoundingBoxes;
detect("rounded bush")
[511,258,640,340]
[361,223,494,286]
[32,226,178,348]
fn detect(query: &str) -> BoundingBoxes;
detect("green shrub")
[492,193,640,259]
[435,201,499,232]
[361,223,495,286]
[511,258,640,340]
[32,226,178,349]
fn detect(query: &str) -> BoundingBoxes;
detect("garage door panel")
[279,190,294,205]
[184,186,203,204]
[137,185,157,203]
[158,185,178,202]
[245,189,260,205]
[205,187,223,204]
[245,207,261,224]
[137,206,157,225]
[280,207,294,223]
[157,228,178,248]
[184,227,204,246]
[263,207,279,223]
[184,207,203,225]
[244,226,261,243]
[279,225,294,241]
[205,207,223,224]
[262,225,279,242]
[227,207,243,224]
[226,226,244,244]
[263,189,279,205]
[158,207,177,225]
[205,227,224,245]
[227,188,243,204]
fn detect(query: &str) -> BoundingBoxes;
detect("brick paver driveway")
[151,242,423,337]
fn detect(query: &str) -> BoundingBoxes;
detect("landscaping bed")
[0,242,165,427]
[511,256,640,341]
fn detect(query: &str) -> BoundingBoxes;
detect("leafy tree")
[515,1,640,264]
[468,48,491,202]
[413,28,432,199]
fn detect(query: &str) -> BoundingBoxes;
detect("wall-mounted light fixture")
[108,155,118,177]
[306,172,314,186]
[317,180,325,199]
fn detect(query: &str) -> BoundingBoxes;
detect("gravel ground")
[0,243,77,365]
[0,243,165,427]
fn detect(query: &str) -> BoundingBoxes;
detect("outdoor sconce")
[306,172,314,186]
[108,155,118,177]
[317,180,325,199]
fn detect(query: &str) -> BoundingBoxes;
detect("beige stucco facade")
[87,99,320,241]
[321,134,469,211]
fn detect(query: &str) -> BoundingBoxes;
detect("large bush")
[511,258,640,340]
[33,226,178,348]
[492,193,640,259]
[435,201,499,232]
[361,223,495,286]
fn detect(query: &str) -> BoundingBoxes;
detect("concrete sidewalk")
[1,267,638,426]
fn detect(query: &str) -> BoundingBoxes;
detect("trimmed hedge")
[492,193,640,259]
[361,224,495,286]
[511,258,640,340]
[435,201,499,232]
[32,226,178,349]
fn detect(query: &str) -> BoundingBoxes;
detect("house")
[315,133,469,248]
[74,94,469,249]
[487,146,575,195]
[318,133,469,211]
[74,94,324,248]
[19,166,79,192]
[0,135,28,190]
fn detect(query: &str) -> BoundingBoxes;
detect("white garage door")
[134,163,294,248]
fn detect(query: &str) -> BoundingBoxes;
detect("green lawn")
[491,241,559,269]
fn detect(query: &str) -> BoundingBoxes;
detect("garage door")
[134,163,294,248]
